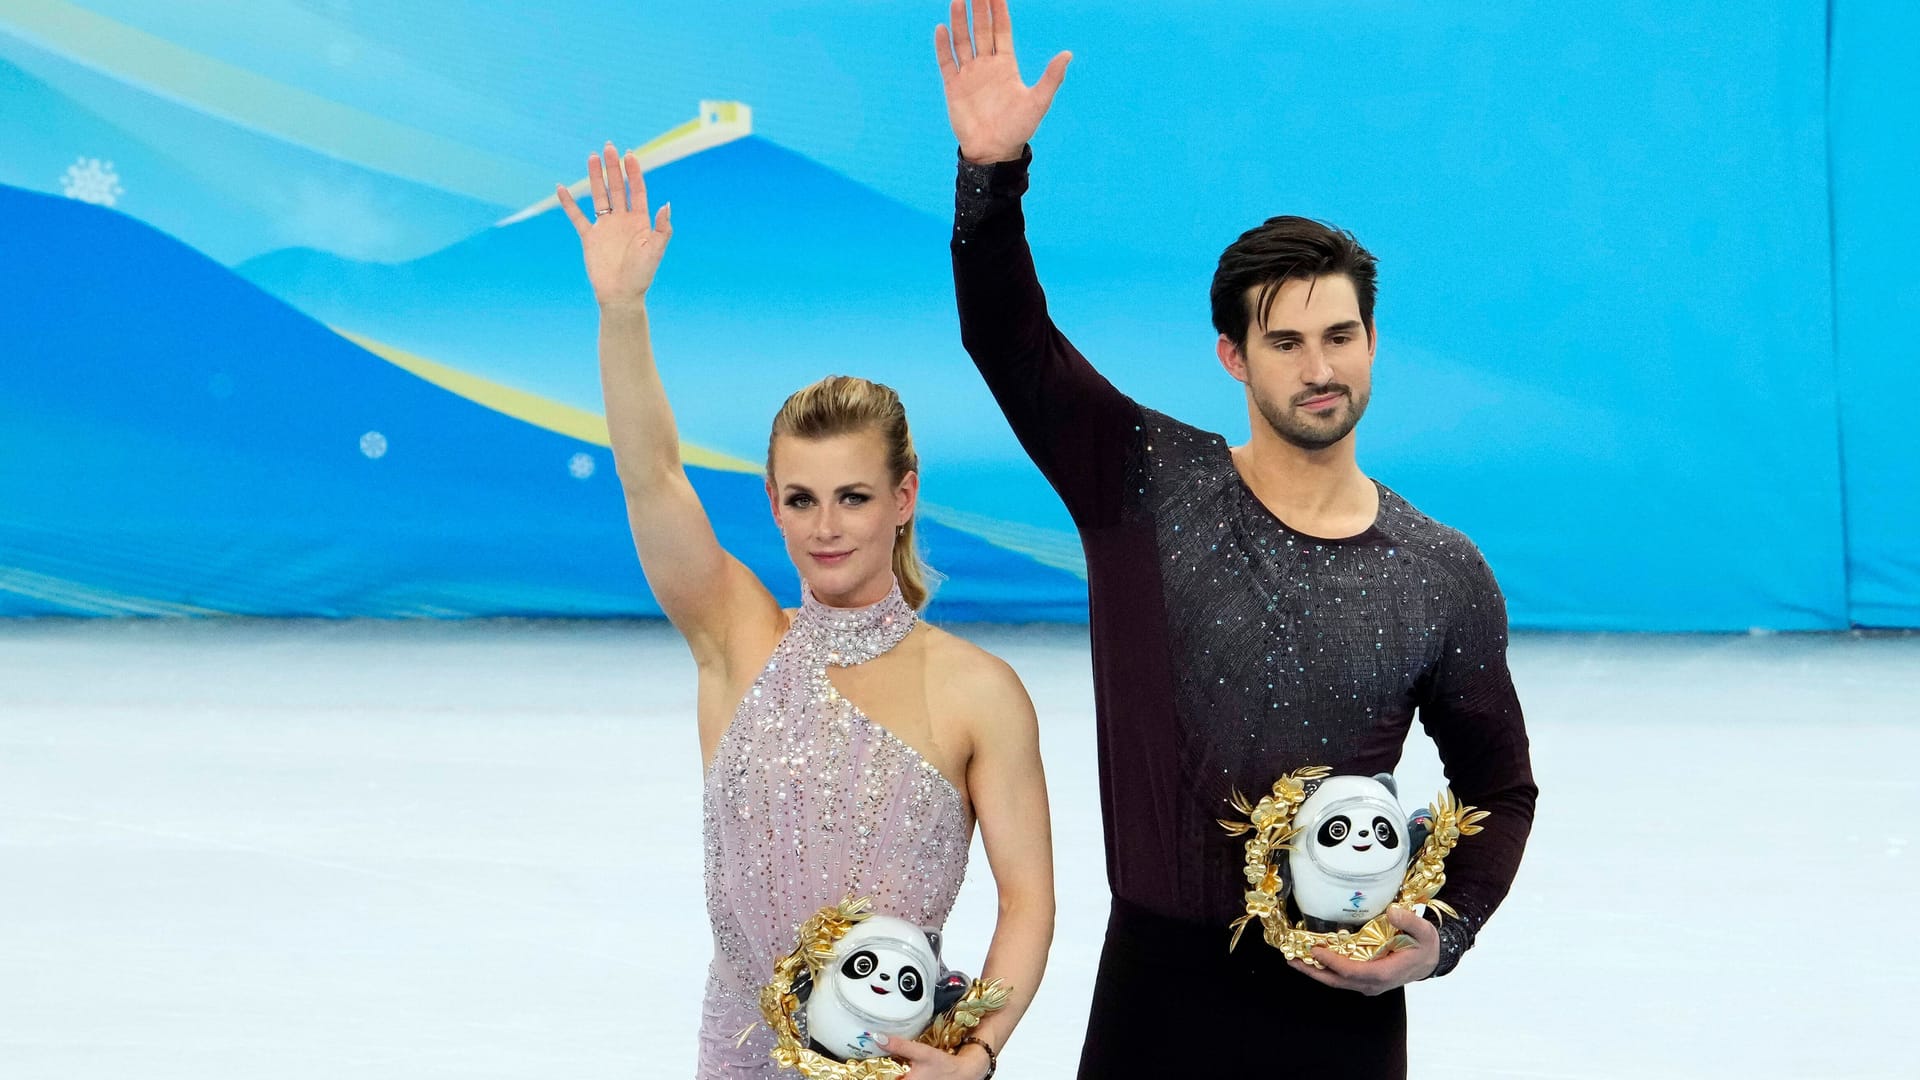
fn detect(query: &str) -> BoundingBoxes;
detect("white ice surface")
[1,620,1915,1078]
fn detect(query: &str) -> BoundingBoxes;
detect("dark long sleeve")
[1415,550,1538,976]
[952,148,1139,530]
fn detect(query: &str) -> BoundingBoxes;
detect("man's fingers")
[1289,957,1348,989]
[556,184,590,239]
[623,152,650,222]
[1033,50,1071,109]
[1311,947,1367,979]
[989,0,1012,54]
[1386,905,1438,943]
[949,0,974,60]
[934,24,958,77]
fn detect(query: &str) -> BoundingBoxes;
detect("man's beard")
[1252,382,1370,451]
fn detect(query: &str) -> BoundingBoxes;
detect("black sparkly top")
[952,149,1536,978]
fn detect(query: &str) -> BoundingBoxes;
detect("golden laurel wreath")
[749,896,1011,1079]
[1218,765,1489,965]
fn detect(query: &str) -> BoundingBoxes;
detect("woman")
[557,144,1054,1080]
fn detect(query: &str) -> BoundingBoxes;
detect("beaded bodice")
[696,580,970,1075]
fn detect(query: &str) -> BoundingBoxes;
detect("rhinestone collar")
[795,578,918,667]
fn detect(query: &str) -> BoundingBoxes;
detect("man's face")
[1218,274,1376,452]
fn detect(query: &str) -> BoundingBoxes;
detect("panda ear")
[924,928,944,961]
[1372,773,1399,797]
[792,967,814,1004]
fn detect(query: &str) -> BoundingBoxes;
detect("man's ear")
[1217,334,1250,384]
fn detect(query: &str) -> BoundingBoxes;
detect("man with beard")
[932,2,1538,1076]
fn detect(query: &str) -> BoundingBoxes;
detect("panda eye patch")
[898,967,923,1001]
[842,950,878,979]
[1373,817,1399,848]
[1318,816,1350,845]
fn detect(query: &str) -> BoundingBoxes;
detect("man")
[932,2,1538,1076]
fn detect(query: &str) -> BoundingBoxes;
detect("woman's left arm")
[890,652,1054,1079]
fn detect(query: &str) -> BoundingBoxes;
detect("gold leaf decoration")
[1217,768,1487,965]
[754,897,1012,1078]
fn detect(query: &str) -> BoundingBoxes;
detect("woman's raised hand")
[558,142,673,310]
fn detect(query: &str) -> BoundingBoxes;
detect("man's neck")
[1230,427,1379,541]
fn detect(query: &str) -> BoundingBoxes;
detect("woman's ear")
[895,470,920,526]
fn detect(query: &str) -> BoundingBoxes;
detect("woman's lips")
[811,551,852,565]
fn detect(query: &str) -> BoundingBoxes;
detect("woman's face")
[767,430,916,608]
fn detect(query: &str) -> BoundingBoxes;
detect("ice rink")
[2,619,1914,1078]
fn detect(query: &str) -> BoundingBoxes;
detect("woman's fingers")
[587,151,610,215]
[599,143,627,213]
[556,183,591,239]
[622,151,650,222]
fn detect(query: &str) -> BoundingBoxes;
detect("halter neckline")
[795,578,917,666]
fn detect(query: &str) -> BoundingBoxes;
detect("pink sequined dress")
[697,580,972,1077]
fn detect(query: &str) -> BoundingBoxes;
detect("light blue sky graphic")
[4,0,1913,627]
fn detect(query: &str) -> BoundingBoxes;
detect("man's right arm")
[951,147,1138,529]
[936,0,1136,529]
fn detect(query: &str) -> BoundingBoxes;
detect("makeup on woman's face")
[768,431,910,606]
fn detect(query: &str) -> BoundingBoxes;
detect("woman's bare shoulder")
[918,624,1032,715]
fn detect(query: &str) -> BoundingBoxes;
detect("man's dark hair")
[1210,216,1378,352]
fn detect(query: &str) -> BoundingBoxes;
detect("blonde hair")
[767,375,934,610]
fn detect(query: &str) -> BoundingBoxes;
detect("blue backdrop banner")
[0,1,1912,628]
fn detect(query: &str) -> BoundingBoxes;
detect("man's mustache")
[1291,384,1351,406]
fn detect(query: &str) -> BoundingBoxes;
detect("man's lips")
[1296,392,1345,411]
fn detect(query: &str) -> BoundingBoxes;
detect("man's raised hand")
[557,142,672,311]
[933,0,1070,164]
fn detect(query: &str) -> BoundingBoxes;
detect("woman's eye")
[843,493,868,505]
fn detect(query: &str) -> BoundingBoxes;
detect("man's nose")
[1300,343,1335,383]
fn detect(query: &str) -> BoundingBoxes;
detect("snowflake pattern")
[61,158,124,207]
[359,431,388,459]
[568,452,596,479]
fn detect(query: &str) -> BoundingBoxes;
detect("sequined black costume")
[952,148,1537,1078]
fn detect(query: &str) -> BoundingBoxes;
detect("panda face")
[805,914,943,1060]
[838,948,926,1010]
[1311,810,1403,877]
[830,940,930,1026]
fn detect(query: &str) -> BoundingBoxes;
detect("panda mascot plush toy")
[1285,773,1433,930]
[794,915,970,1061]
